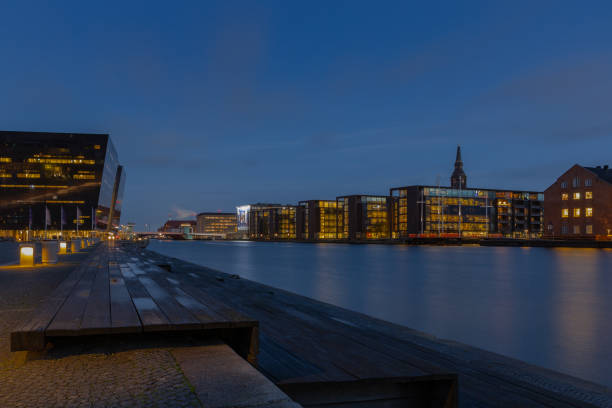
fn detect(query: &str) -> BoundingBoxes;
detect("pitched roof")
[584,166,612,184]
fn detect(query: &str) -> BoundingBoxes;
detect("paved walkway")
[0,246,300,408]
[0,250,200,407]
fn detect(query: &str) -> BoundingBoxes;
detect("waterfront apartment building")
[196,212,237,238]
[248,204,297,239]
[389,146,543,239]
[0,131,125,239]
[544,164,612,239]
[336,195,392,240]
[298,200,341,240]
[390,186,543,239]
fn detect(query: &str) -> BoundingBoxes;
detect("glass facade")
[0,131,124,238]
[248,204,297,239]
[298,200,341,240]
[391,186,543,238]
[196,213,237,237]
[336,195,391,240]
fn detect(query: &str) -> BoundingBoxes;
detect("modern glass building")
[390,186,543,239]
[0,131,126,239]
[196,212,237,238]
[336,195,391,240]
[248,204,297,239]
[298,200,341,240]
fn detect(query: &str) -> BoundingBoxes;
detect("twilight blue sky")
[1,1,612,229]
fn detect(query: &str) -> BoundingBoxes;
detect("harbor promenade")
[1,241,612,407]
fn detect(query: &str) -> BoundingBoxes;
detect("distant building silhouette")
[450,145,467,189]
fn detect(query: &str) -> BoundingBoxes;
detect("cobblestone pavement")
[0,251,202,407]
[0,347,201,407]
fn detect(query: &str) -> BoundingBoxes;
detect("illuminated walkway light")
[19,244,35,266]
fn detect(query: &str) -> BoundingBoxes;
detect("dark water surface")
[148,239,612,386]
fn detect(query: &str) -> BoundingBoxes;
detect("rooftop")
[584,165,612,184]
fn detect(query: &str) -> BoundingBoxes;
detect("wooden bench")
[11,243,259,364]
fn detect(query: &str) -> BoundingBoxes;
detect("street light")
[19,244,35,266]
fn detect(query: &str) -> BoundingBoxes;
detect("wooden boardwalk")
[138,244,612,408]
[10,243,259,364]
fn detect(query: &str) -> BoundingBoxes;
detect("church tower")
[451,145,467,189]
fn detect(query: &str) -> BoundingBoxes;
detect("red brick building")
[544,164,612,239]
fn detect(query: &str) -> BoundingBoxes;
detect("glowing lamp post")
[19,244,35,266]
[58,241,68,255]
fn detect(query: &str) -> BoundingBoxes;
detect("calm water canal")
[148,239,612,387]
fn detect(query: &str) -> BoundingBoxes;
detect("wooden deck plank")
[79,257,111,334]
[141,266,243,327]
[10,252,97,350]
[109,264,142,333]
[119,263,172,332]
[136,276,200,329]
[46,257,99,336]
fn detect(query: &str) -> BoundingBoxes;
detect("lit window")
[17,173,41,178]
[0,173,11,178]
[561,209,569,218]
[73,174,96,180]
[573,192,581,200]
[561,193,568,200]
[573,208,581,217]
[586,224,593,234]
[561,181,567,189]
[586,208,593,217]
[585,191,593,199]
[585,178,592,187]
[573,225,580,234]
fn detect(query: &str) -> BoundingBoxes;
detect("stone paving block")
[172,340,301,408]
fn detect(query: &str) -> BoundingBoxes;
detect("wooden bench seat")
[11,243,259,364]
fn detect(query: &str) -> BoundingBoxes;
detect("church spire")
[451,145,467,189]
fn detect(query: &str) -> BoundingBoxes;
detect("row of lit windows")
[200,217,235,221]
[26,158,96,165]
[0,172,97,180]
[425,222,488,232]
[427,214,488,223]
[367,210,387,219]
[562,192,593,200]
[427,198,487,207]
[561,208,593,218]
[0,184,68,188]
[73,174,96,180]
